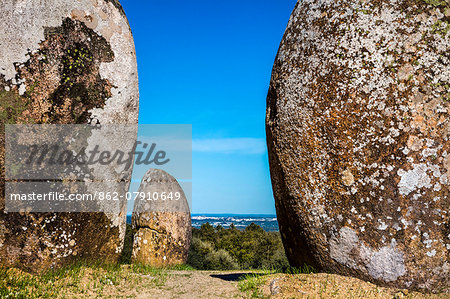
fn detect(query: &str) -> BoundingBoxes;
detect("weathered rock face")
[0,0,139,272]
[266,0,449,292]
[132,169,191,267]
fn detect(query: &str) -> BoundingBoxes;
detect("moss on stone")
[21,18,115,124]
[431,20,450,37]
[0,90,29,124]
[422,0,448,7]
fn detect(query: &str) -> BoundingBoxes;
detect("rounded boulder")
[266,0,449,292]
[132,169,191,267]
[0,0,139,272]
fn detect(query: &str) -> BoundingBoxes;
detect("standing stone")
[0,0,139,272]
[132,169,191,267]
[266,0,449,292]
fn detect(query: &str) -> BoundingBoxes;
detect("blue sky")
[121,0,297,214]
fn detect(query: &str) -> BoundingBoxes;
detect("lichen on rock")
[0,0,139,273]
[10,17,115,124]
[266,0,449,292]
[131,169,192,268]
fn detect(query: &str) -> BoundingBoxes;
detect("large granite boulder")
[0,0,139,272]
[132,169,191,267]
[266,0,449,292]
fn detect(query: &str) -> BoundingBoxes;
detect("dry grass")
[258,273,448,299]
[2,264,448,298]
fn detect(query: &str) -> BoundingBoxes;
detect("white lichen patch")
[426,249,437,257]
[330,227,406,282]
[397,164,432,196]
[365,241,406,282]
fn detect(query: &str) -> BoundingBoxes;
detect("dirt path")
[8,265,447,298]
[81,269,251,299]
[131,270,246,299]
[123,270,447,299]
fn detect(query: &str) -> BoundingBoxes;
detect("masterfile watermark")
[25,141,170,171]
[4,124,192,212]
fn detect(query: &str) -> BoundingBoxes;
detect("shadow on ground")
[210,272,268,282]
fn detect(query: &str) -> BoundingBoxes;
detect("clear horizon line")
[126,213,277,216]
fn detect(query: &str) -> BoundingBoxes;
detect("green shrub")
[187,222,289,271]
[186,237,214,269]
[204,249,239,270]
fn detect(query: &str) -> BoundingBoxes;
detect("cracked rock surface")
[132,169,191,267]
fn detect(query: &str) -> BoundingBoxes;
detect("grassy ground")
[0,262,252,298]
[240,272,449,299]
[0,262,174,298]
[2,263,448,298]
[1,227,447,298]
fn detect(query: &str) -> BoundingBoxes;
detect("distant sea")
[126,214,279,232]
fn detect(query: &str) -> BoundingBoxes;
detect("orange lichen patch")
[99,17,123,42]
[71,9,99,30]
[98,8,109,21]
[342,169,355,186]
[407,135,423,151]
[408,89,449,137]
[398,64,415,81]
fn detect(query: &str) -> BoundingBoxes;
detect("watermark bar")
[5,124,192,212]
